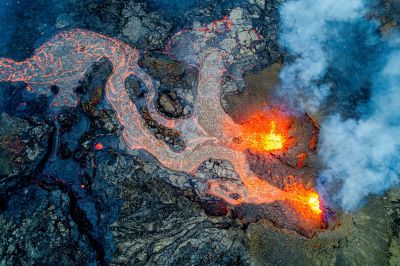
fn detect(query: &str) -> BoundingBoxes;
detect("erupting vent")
[257,121,284,151]
[225,110,292,153]
[0,16,323,231]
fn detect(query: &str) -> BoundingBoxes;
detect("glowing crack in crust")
[0,17,322,224]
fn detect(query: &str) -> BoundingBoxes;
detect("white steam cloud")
[278,0,400,211]
[278,0,365,112]
[319,44,400,211]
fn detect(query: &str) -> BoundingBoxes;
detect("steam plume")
[278,0,365,112]
[318,39,400,211]
[278,0,400,210]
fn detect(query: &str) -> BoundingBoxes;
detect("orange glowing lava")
[259,122,284,150]
[242,113,289,152]
[285,182,323,223]
[209,173,323,224]
[225,110,293,153]
[246,120,285,151]
[94,143,104,150]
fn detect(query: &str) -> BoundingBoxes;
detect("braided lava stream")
[0,17,323,228]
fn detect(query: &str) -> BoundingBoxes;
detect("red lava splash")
[0,17,323,227]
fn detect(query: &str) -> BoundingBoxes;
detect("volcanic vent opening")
[216,104,325,236]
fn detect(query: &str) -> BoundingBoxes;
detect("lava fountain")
[224,109,293,153]
[0,16,324,233]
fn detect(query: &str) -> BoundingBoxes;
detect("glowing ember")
[95,143,103,150]
[297,152,307,168]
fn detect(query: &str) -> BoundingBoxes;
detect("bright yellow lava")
[247,121,285,151]
[224,110,292,153]
[308,193,322,215]
[259,122,284,151]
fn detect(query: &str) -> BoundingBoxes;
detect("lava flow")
[287,183,323,223]
[208,169,323,225]
[0,16,324,231]
[220,110,323,223]
[257,121,284,151]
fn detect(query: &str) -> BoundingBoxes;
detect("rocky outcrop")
[139,52,197,118]
[0,113,51,179]
[95,148,400,265]
[120,1,172,49]
[0,186,97,265]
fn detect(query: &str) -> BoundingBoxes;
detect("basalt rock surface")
[95,150,248,265]
[0,113,52,180]
[246,191,400,265]
[0,186,97,265]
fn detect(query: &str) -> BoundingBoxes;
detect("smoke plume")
[278,0,400,211]
[278,0,366,112]
[318,38,400,211]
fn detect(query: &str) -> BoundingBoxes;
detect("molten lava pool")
[226,109,293,153]
[243,113,291,152]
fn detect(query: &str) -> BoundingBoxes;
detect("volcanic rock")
[57,108,80,134]
[140,107,185,152]
[197,159,239,181]
[157,92,184,118]
[0,113,52,178]
[139,52,197,118]
[94,149,400,265]
[372,0,400,33]
[95,150,248,265]
[55,13,74,29]
[79,60,122,136]
[245,194,398,265]
[222,63,282,119]
[121,16,143,44]
[120,1,172,49]
[0,186,97,265]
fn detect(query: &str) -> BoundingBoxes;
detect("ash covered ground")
[0,0,399,265]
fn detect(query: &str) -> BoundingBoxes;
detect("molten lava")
[226,109,292,153]
[247,121,284,151]
[308,194,323,215]
[94,143,104,150]
[218,110,323,225]
[301,191,323,217]
[285,182,323,223]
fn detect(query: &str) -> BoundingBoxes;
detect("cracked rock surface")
[96,150,247,265]
[0,186,97,265]
[0,114,51,179]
